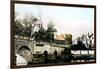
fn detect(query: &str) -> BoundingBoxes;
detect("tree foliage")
[34,22,57,42]
[15,13,57,42]
[65,34,72,44]
[15,14,38,37]
[33,27,46,41]
[15,18,24,36]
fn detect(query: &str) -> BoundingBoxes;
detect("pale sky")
[15,4,94,40]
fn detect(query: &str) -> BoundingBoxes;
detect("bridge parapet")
[15,36,71,56]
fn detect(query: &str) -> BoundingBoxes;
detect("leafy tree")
[34,22,57,42]
[46,22,57,42]
[15,17,24,36]
[22,15,38,37]
[62,47,72,62]
[47,22,57,33]
[65,34,72,44]
[15,13,57,42]
[34,27,46,41]
[15,14,38,37]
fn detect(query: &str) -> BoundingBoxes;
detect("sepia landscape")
[14,3,95,66]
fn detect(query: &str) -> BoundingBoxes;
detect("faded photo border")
[10,0,96,68]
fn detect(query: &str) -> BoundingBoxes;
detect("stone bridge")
[15,36,71,63]
[15,37,70,56]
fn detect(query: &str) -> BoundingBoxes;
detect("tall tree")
[34,27,46,41]
[22,15,38,37]
[46,22,57,42]
[34,22,57,42]
[65,34,72,44]
[15,12,24,36]
[15,14,38,37]
[15,19,24,36]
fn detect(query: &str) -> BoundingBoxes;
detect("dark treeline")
[15,14,57,42]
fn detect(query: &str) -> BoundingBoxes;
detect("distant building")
[54,34,66,45]
[54,34,65,40]
[72,33,94,49]
[54,34,72,45]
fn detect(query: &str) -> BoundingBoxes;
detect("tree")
[22,15,38,37]
[65,34,72,44]
[88,32,93,49]
[46,22,57,42]
[62,47,72,62]
[15,15,24,36]
[47,22,57,33]
[34,27,46,41]
[15,14,38,37]
[33,22,57,42]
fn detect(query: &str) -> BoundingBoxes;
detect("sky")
[15,4,94,40]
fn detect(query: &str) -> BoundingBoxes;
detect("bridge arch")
[43,50,49,63]
[54,50,57,56]
[18,46,31,52]
[43,50,48,56]
[17,46,33,63]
